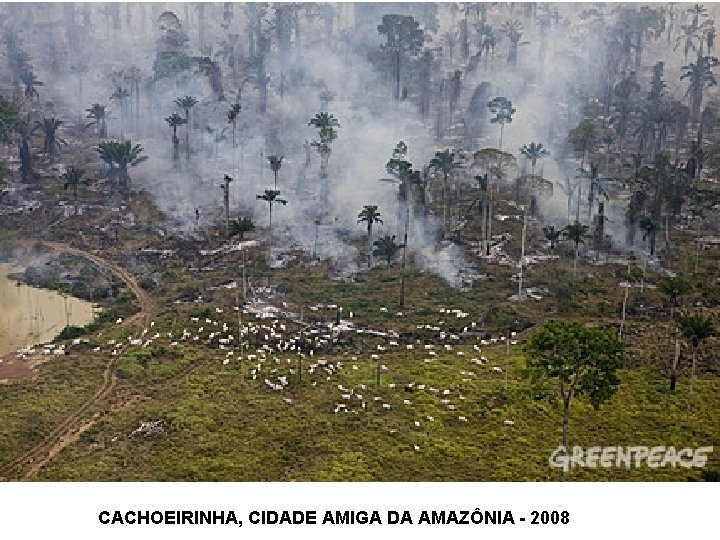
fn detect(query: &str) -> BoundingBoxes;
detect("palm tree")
[96,140,147,200]
[34,117,65,156]
[658,277,691,319]
[267,155,283,188]
[429,149,459,230]
[563,221,588,279]
[86,103,108,138]
[257,189,287,232]
[357,205,383,268]
[164,113,186,158]
[229,217,255,239]
[520,142,549,175]
[175,96,198,157]
[678,313,714,415]
[373,234,404,266]
[487,96,515,150]
[61,166,85,215]
[681,55,719,126]
[227,102,241,148]
[543,225,562,251]
[640,216,660,255]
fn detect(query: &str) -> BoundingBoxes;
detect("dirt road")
[0,241,154,480]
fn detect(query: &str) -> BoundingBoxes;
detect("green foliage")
[267,155,283,173]
[386,141,413,179]
[373,235,404,266]
[61,166,84,192]
[524,320,624,409]
[140,277,157,291]
[0,95,24,144]
[520,141,549,168]
[227,102,241,124]
[542,225,562,249]
[164,113,186,132]
[357,205,383,229]
[309,112,340,152]
[257,189,287,206]
[229,217,255,239]
[487,96,515,125]
[377,14,425,55]
[563,221,589,247]
[57,325,87,340]
[657,277,691,304]
[153,51,191,79]
[429,149,458,178]
[678,313,715,348]
[567,120,598,157]
[96,140,147,169]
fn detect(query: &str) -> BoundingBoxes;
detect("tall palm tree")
[640,216,660,255]
[86,103,108,138]
[96,140,147,200]
[229,217,255,239]
[563,221,588,279]
[257,189,287,231]
[165,113,186,158]
[373,234,404,266]
[357,204,383,268]
[520,142,549,174]
[681,55,719,125]
[429,149,459,230]
[678,313,714,414]
[34,117,65,156]
[165,113,186,159]
[227,102,241,148]
[175,96,198,157]
[267,155,283,188]
[61,166,85,215]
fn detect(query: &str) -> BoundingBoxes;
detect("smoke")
[3,3,698,286]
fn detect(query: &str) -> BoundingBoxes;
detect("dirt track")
[0,242,154,480]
